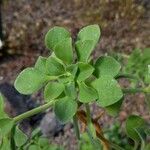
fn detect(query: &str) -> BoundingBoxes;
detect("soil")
[0,0,149,150]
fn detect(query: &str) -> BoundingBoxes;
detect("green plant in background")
[0,25,150,150]
[113,48,150,110]
[125,48,150,84]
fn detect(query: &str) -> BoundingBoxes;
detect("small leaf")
[94,56,121,78]
[45,26,70,50]
[0,137,11,150]
[38,137,49,147]
[29,145,41,150]
[78,82,98,103]
[0,118,14,136]
[14,126,28,147]
[105,98,123,116]
[126,115,146,142]
[46,56,65,76]
[14,68,49,95]
[44,82,64,102]
[58,76,74,84]
[35,56,47,73]
[91,76,123,107]
[0,94,8,119]
[54,38,73,64]
[54,97,77,123]
[77,62,94,82]
[75,40,95,62]
[66,64,78,77]
[65,82,77,99]
[77,24,100,46]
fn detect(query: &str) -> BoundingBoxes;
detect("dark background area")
[0,0,149,149]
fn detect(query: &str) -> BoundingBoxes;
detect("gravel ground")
[0,0,150,149]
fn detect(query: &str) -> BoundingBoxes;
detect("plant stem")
[85,104,91,123]
[116,73,139,80]
[116,73,145,87]
[73,114,80,140]
[122,88,145,94]
[110,142,124,150]
[13,100,55,123]
[133,141,138,150]
[85,104,99,149]
[145,94,150,112]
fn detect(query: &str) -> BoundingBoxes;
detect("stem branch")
[116,73,139,80]
[122,88,145,94]
[13,100,55,123]
[85,104,98,149]
[73,114,80,140]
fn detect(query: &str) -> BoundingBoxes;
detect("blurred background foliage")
[0,1,149,149]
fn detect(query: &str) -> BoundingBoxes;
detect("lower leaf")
[54,97,77,123]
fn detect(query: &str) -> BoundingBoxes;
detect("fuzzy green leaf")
[126,115,146,142]
[0,118,14,136]
[0,94,8,119]
[38,137,49,147]
[46,56,65,76]
[14,68,49,95]
[78,82,98,103]
[75,40,95,62]
[65,82,77,99]
[0,137,11,150]
[35,56,47,73]
[105,98,123,116]
[14,126,28,147]
[54,38,73,64]
[91,76,123,107]
[54,97,77,123]
[77,62,94,82]
[77,24,100,46]
[66,64,78,77]
[29,145,41,150]
[45,26,70,50]
[58,76,74,84]
[44,82,64,102]
[94,56,121,78]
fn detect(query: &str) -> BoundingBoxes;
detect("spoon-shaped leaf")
[44,82,64,102]
[54,38,73,64]
[35,56,47,74]
[14,68,49,95]
[94,56,121,78]
[0,118,14,136]
[75,25,100,62]
[46,56,65,76]
[45,26,70,50]
[77,24,100,46]
[75,40,95,62]
[78,82,98,103]
[54,97,77,123]
[91,76,123,107]
[14,126,28,147]
[77,62,94,82]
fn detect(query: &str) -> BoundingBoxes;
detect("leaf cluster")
[1,25,149,150]
[14,25,124,123]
